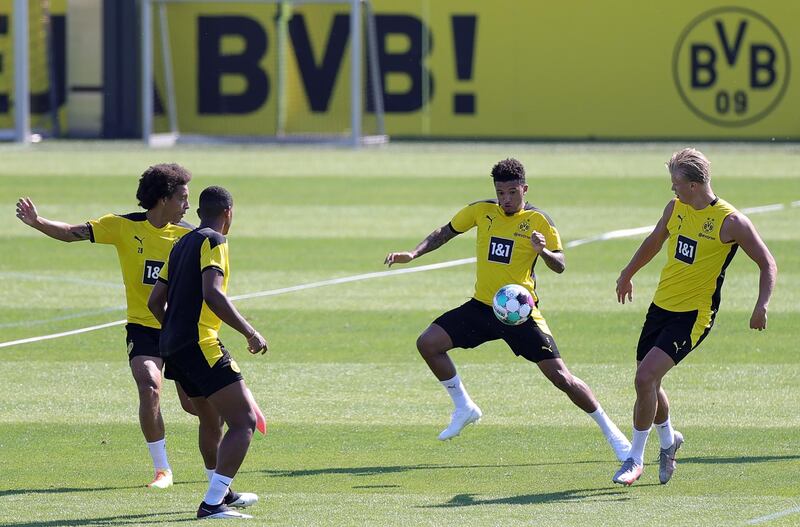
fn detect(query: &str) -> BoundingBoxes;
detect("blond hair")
[666,148,710,184]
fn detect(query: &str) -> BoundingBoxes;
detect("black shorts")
[163,341,243,398]
[636,303,713,364]
[433,299,560,363]
[125,323,161,360]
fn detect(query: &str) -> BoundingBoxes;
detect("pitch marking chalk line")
[1,201,793,350]
[0,272,122,289]
[0,320,127,349]
[747,505,800,525]
[0,306,125,329]
[0,258,475,349]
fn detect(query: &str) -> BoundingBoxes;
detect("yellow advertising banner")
[0,0,66,131]
[389,0,799,139]
[4,1,798,139]
[153,0,799,139]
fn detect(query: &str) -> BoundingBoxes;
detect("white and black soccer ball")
[492,284,534,326]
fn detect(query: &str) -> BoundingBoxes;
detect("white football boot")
[438,404,483,441]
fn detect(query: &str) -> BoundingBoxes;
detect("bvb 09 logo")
[673,7,790,127]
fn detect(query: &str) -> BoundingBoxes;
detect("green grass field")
[1,142,798,526]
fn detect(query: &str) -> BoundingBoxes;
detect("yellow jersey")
[450,200,563,306]
[652,197,739,313]
[88,212,191,328]
[159,227,230,365]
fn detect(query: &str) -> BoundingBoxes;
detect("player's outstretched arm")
[15,197,90,242]
[384,223,459,267]
[202,269,268,354]
[616,200,674,304]
[720,212,777,331]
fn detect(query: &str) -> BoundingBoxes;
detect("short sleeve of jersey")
[87,213,122,245]
[450,204,479,233]
[158,260,169,283]
[200,237,228,275]
[541,219,563,251]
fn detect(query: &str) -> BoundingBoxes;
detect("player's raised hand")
[616,275,633,304]
[530,231,546,254]
[385,251,414,267]
[247,331,268,354]
[15,197,39,226]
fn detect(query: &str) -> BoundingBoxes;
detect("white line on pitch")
[747,505,800,525]
[1,200,793,350]
[566,226,654,248]
[229,258,476,301]
[0,306,125,329]
[741,203,785,214]
[0,320,126,349]
[565,201,786,248]
[0,259,476,349]
[0,272,122,289]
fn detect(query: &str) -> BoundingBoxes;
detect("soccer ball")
[492,284,534,326]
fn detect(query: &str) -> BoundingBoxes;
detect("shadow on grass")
[0,511,195,527]
[253,460,605,478]
[0,486,141,498]
[0,479,202,498]
[681,454,800,465]
[423,487,640,508]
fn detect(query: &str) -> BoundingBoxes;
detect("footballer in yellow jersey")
[613,148,776,487]
[450,200,563,307]
[385,158,631,461]
[88,212,191,329]
[148,186,267,519]
[16,164,193,488]
[647,196,738,352]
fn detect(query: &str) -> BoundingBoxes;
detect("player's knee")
[236,411,257,437]
[132,366,161,393]
[228,406,257,434]
[416,334,435,356]
[137,382,160,403]
[416,329,449,357]
[634,368,659,392]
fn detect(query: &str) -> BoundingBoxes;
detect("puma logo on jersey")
[134,235,144,245]
[485,215,495,230]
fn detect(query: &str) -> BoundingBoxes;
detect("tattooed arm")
[15,197,91,242]
[384,223,459,267]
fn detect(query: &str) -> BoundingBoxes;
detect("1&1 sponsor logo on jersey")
[488,236,513,264]
[143,260,165,285]
[675,235,697,264]
[672,7,790,127]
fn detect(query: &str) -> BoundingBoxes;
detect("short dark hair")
[198,186,233,220]
[666,148,710,184]
[136,163,192,210]
[491,158,526,183]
